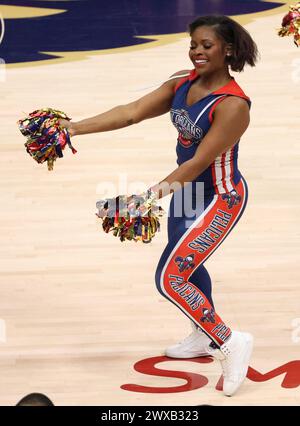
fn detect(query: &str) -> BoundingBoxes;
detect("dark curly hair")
[16,393,54,406]
[189,15,259,72]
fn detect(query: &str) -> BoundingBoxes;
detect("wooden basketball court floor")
[0,1,300,406]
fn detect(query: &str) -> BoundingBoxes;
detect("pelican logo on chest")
[170,108,204,148]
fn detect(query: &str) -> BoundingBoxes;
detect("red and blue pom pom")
[278,2,300,47]
[96,192,165,243]
[18,108,77,170]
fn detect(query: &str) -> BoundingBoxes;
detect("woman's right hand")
[58,118,77,137]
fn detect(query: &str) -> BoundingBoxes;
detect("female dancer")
[60,15,258,396]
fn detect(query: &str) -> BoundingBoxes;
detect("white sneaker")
[208,330,253,396]
[165,323,211,358]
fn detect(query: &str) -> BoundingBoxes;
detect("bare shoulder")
[163,69,191,89]
[213,96,250,132]
[214,96,250,121]
[217,96,250,112]
[169,69,191,78]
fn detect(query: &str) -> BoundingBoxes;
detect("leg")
[164,263,215,358]
[167,184,214,308]
[157,179,253,396]
[189,264,214,308]
[156,178,248,347]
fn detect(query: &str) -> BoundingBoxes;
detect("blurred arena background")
[0,0,300,406]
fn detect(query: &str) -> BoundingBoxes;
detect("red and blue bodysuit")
[155,70,251,347]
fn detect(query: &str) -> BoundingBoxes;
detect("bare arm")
[151,96,250,198]
[63,70,190,136]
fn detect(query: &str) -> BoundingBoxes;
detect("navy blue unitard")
[155,69,251,347]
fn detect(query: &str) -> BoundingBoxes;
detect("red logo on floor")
[121,356,300,393]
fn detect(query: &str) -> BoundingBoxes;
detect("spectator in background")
[16,393,54,406]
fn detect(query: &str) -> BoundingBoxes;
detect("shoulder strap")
[173,69,198,93]
[194,95,226,125]
[213,79,251,104]
[208,94,251,123]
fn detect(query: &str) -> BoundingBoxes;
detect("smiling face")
[189,25,231,75]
